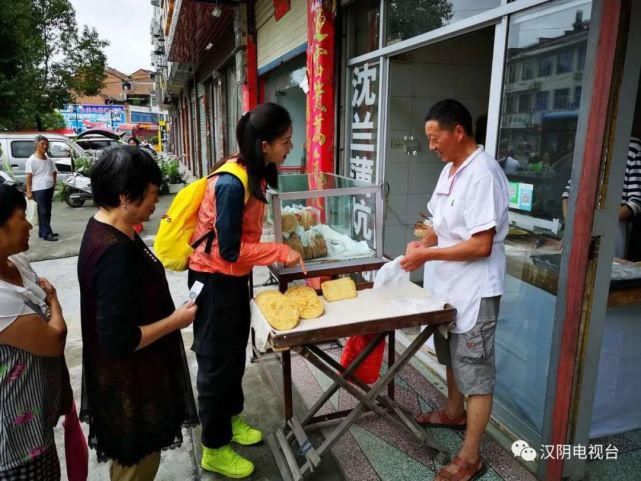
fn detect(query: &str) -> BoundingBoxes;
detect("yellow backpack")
[153,161,249,271]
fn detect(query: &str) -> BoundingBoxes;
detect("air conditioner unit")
[151,0,160,7]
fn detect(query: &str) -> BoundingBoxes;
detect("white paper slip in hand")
[187,281,204,303]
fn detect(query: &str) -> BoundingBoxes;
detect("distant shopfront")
[60,104,125,133]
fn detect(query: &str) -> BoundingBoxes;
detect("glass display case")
[265,172,385,280]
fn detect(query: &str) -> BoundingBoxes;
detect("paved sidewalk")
[36,255,342,481]
[25,193,174,263]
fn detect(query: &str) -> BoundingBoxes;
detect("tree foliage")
[0,0,109,130]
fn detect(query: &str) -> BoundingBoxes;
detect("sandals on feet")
[436,456,486,481]
[415,409,467,430]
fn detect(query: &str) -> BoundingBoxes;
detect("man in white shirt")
[26,136,58,241]
[401,99,509,481]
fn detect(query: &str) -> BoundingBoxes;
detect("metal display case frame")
[266,173,386,287]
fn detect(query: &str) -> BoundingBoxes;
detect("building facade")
[152,1,641,479]
[67,67,166,134]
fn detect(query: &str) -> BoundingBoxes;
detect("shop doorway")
[383,26,495,274]
[263,56,307,172]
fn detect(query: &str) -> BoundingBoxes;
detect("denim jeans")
[32,187,54,238]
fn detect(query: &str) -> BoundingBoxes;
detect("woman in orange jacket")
[187,103,304,478]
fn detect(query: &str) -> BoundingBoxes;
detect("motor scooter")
[63,171,93,207]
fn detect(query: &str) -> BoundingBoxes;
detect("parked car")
[73,129,123,161]
[0,132,89,186]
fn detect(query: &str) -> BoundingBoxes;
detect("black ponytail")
[236,103,291,203]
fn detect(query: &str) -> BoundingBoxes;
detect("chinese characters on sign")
[306,0,336,175]
[349,62,379,250]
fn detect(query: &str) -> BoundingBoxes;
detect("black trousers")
[32,187,54,238]
[188,270,251,448]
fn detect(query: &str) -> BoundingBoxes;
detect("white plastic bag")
[26,199,38,227]
[373,256,408,289]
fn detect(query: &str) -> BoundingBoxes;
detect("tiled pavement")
[289,343,537,481]
[287,340,641,481]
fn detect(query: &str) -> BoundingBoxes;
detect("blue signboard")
[60,104,126,133]
[131,111,159,123]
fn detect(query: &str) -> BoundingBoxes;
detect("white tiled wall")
[383,28,494,283]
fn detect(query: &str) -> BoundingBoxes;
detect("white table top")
[251,281,452,349]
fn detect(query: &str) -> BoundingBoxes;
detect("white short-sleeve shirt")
[25,154,57,191]
[424,146,510,333]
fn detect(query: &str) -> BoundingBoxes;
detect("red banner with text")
[306,0,336,175]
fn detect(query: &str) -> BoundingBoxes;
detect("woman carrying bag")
[188,103,305,478]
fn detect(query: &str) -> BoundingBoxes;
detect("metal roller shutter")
[256,0,307,71]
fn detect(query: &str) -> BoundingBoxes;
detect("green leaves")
[0,0,109,130]
[158,156,185,184]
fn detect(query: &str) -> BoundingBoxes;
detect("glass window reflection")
[349,0,380,57]
[493,0,592,439]
[385,0,500,46]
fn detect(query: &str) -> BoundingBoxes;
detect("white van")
[0,132,88,186]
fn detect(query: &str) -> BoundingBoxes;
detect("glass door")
[492,0,593,446]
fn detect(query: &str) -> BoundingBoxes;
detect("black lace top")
[77,218,197,466]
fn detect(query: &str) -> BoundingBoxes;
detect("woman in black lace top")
[77,147,198,480]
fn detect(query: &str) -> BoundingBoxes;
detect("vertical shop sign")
[306,0,336,175]
[349,62,379,246]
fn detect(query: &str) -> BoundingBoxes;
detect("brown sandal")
[415,409,467,430]
[436,456,486,481]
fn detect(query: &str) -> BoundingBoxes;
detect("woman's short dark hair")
[0,184,27,227]
[128,137,140,146]
[425,99,474,138]
[235,102,292,203]
[90,146,162,208]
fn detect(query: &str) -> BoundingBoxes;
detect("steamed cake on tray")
[284,286,324,319]
[255,290,300,330]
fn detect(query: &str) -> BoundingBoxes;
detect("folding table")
[251,282,456,481]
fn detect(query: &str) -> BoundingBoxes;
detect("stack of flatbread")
[256,286,325,330]
[285,286,325,319]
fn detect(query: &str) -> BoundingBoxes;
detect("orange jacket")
[187,162,288,276]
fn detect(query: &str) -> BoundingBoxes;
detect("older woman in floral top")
[0,184,71,481]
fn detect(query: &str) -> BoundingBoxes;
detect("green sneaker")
[231,415,263,446]
[201,444,254,478]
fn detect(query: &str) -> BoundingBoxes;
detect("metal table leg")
[268,326,451,480]
[282,348,293,421]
